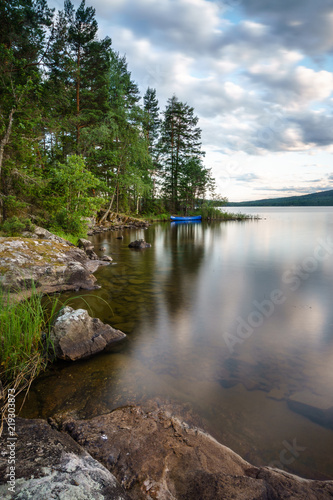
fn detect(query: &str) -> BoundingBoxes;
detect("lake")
[20,207,333,480]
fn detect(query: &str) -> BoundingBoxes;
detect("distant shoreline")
[227,188,333,207]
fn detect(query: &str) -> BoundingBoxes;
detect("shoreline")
[1,223,333,497]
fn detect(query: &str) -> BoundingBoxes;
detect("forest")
[0,0,220,237]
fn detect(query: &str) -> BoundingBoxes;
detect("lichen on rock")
[0,232,108,294]
[51,306,126,361]
[0,418,129,500]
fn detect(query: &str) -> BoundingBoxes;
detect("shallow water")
[20,207,333,479]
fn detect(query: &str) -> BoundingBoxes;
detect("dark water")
[20,207,333,480]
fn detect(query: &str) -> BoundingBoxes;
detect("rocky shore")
[1,403,332,499]
[0,214,150,294]
[87,212,150,236]
[0,226,107,295]
[1,223,333,498]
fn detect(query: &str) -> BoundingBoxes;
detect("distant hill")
[227,189,333,207]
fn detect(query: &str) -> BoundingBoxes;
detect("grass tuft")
[0,285,60,436]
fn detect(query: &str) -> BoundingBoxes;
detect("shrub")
[1,217,35,236]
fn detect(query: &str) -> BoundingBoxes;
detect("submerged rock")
[0,418,128,500]
[287,391,333,429]
[128,239,151,249]
[63,402,333,499]
[51,306,126,361]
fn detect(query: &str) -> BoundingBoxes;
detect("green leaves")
[45,155,106,234]
[0,1,219,227]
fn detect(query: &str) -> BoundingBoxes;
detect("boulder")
[77,238,95,251]
[0,418,128,500]
[128,239,151,249]
[77,238,100,260]
[21,225,74,246]
[0,238,102,293]
[51,306,126,361]
[101,255,113,262]
[64,402,333,500]
[85,248,99,260]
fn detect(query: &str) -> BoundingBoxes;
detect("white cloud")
[50,0,333,201]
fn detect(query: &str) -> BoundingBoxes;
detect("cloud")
[54,0,333,200]
[233,173,260,182]
[241,0,333,55]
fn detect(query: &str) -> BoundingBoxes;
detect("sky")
[50,0,333,202]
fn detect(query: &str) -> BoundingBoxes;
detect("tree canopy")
[0,0,219,234]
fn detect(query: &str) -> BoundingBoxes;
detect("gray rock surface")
[78,238,94,250]
[51,306,126,361]
[101,255,113,262]
[0,418,128,500]
[21,225,74,245]
[77,238,99,260]
[63,402,333,500]
[128,239,151,249]
[0,234,108,293]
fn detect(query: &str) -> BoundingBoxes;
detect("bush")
[1,216,35,236]
[200,203,223,219]
[50,209,88,236]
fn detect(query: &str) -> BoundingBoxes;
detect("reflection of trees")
[157,222,207,313]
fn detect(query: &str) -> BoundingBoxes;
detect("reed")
[0,286,58,436]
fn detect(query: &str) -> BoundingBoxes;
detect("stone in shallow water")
[287,391,333,429]
[128,239,151,249]
[51,306,126,361]
[101,255,113,261]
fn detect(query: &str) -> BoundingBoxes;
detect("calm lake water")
[20,207,333,480]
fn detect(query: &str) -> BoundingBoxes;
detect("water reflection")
[20,209,333,480]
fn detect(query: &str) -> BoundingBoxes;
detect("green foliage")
[48,228,82,245]
[45,155,105,234]
[0,287,56,387]
[200,203,222,219]
[158,95,206,212]
[0,1,222,226]
[1,217,35,236]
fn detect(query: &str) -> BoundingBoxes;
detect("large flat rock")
[63,402,333,499]
[0,235,108,293]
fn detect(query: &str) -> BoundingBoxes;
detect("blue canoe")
[170,215,202,221]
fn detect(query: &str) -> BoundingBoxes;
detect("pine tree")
[0,0,53,220]
[159,95,204,212]
[90,51,152,218]
[45,0,111,158]
[143,87,161,202]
